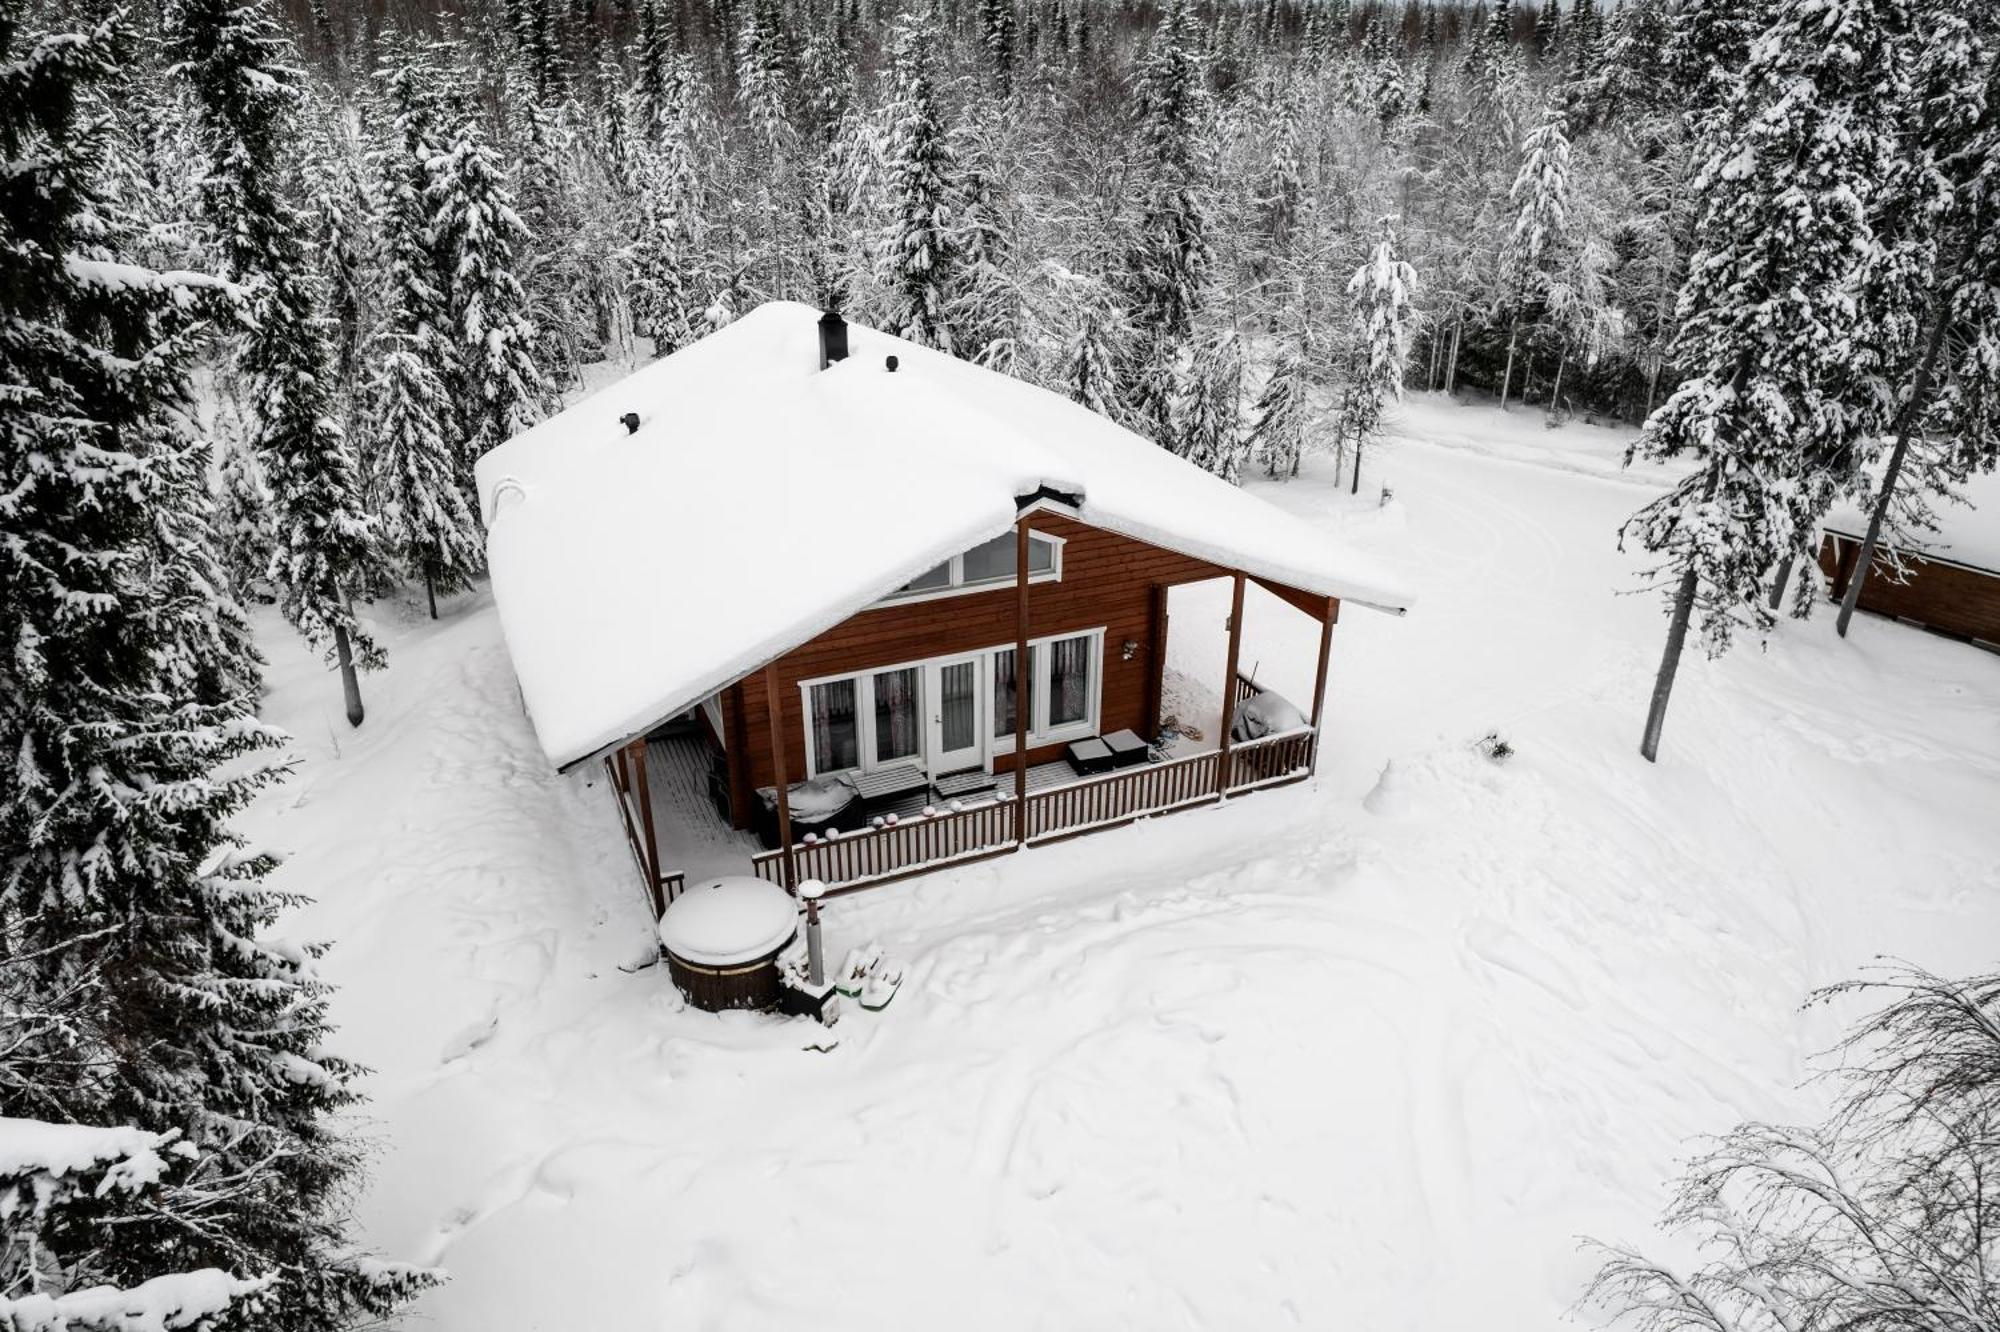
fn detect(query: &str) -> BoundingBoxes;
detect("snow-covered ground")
[241,393,2000,1331]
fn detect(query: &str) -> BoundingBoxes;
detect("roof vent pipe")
[885,355,899,373]
[818,310,848,370]
[620,412,641,435]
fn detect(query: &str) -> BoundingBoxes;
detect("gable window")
[886,531,1063,602]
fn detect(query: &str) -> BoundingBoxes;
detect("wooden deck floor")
[638,731,764,884]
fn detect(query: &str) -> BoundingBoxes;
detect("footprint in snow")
[438,1011,499,1064]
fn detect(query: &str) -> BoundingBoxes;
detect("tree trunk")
[1445,314,1463,395]
[334,623,365,728]
[1499,316,1521,409]
[1427,324,1442,392]
[1644,352,1663,420]
[1837,300,1955,638]
[425,567,438,620]
[1639,564,1700,764]
[1550,341,1568,415]
[1350,434,1364,496]
[1836,426,1915,639]
[1766,554,1795,611]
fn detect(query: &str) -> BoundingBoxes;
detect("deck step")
[932,769,999,799]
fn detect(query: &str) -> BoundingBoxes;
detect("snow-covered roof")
[475,302,1413,770]
[1822,465,2000,576]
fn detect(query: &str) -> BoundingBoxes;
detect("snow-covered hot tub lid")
[656,876,798,967]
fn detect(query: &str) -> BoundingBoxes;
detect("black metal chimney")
[818,310,849,370]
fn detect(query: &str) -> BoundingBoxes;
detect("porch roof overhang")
[475,302,1414,772]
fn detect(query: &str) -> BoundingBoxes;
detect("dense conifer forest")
[3,0,1998,1324]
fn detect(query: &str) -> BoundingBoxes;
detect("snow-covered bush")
[1583,964,2000,1332]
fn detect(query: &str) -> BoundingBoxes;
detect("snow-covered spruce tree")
[1832,0,2000,637]
[1118,0,1213,450]
[1625,0,1913,763]
[369,337,483,620]
[1174,330,1247,482]
[1533,0,1560,59]
[1259,87,1304,252]
[1334,225,1419,494]
[1248,332,1313,479]
[430,107,548,471]
[951,153,1019,369]
[1052,269,1132,422]
[372,36,456,442]
[1,12,434,1328]
[214,433,277,605]
[628,54,709,355]
[980,0,1019,94]
[1500,108,1571,409]
[509,99,608,390]
[508,0,568,105]
[632,0,680,136]
[167,0,382,728]
[1124,0,1208,345]
[0,1119,274,1330]
[314,143,376,399]
[880,11,970,353]
[1584,964,2000,1332]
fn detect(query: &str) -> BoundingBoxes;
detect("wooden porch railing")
[1225,726,1316,790]
[750,798,1016,891]
[1023,750,1221,840]
[750,728,1317,895]
[605,753,687,919]
[1233,671,1263,705]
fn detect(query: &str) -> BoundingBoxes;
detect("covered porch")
[604,556,1337,910]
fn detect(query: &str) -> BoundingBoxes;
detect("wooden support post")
[629,738,664,919]
[725,682,752,828]
[1014,517,1031,847]
[763,665,798,891]
[1308,599,1336,775]
[1144,583,1169,741]
[1216,572,1246,795]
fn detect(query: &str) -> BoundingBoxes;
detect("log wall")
[723,513,1337,815]
[1819,533,2000,647]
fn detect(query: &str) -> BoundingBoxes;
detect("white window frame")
[991,628,1105,757]
[878,530,1066,606]
[797,626,1106,778]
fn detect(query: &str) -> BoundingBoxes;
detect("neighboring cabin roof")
[475,301,1414,771]
[1822,465,2000,577]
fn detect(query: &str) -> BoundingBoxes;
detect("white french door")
[925,655,986,775]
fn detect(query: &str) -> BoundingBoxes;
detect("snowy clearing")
[242,395,2000,1331]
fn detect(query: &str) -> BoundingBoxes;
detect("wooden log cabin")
[475,303,1411,916]
[1818,468,2000,650]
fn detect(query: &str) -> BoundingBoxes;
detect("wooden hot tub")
[656,876,799,1012]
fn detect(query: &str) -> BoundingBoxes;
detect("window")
[809,680,859,772]
[801,628,1104,777]
[872,668,919,764]
[901,562,951,594]
[887,532,1063,601]
[993,646,1035,739]
[960,534,1016,584]
[992,630,1102,750]
[1047,635,1092,728]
